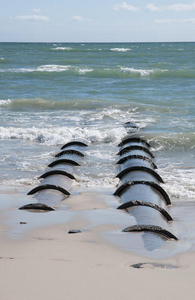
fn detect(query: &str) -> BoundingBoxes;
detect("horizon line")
[0,40,195,43]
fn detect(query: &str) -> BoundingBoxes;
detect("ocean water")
[0,42,194,202]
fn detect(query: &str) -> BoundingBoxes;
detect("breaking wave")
[1,64,195,79]
[0,125,127,146]
[110,48,131,52]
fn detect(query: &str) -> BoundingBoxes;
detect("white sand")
[0,188,195,300]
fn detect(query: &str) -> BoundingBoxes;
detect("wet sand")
[1,187,195,300]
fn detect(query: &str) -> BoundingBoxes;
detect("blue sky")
[1,0,195,42]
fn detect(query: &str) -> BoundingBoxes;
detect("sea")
[0,42,194,203]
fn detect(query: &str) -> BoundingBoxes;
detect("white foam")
[159,165,195,200]
[120,67,154,76]
[110,48,131,52]
[0,68,34,73]
[37,65,93,74]
[73,176,119,189]
[0,99,11,106]
[86,149,112,160]
[36,65,71,72]
[52,47,72,51]
[0,178,39,187]
[78,68,93,74]
[87,107,152,129]
[89,107,134,121]
[0,125,126,146]
[0,65,71,73]
[0,65,93,74]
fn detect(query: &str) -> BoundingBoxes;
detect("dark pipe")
[117,145,154,158]
[116,166,164,183]
[48,159,80,167]
[39,170,75,180]
[117,155,157,169]
[117,200,172,221]
[19,203,55,211]
[118,137,151,148]
[55,149,84,158]
[114,181,171,205]
[124,122,138,129]
[61,141,88,149]
[27,184,70,196]
[122,225,178,240]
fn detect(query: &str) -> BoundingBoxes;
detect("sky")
[0,0,195,42]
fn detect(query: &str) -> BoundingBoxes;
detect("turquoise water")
[0,42,194,201]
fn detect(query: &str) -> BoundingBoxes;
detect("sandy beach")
[1,187,195,300]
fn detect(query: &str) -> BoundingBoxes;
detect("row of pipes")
[19,140,88,211]
[114,135,178,241]
[20,134,178,243]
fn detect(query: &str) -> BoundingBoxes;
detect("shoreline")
[1,187,195,299]
[1,221,195,300]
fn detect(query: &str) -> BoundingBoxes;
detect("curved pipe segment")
[122,225,178,240]
[61,141,88,150]
[19,203,55,211]
[55,149,84,158]
[116,166,164,183]
[117,145,154,158]
[48,159,80,167]
[39,170,75,180]
[117,155,157,169]
[114,181,171,205]
[27,184,70,196]
[118,137,151,148]
[117,200,172,221]
[124,122,138,129]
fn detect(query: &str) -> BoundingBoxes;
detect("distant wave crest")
[0,99,11,106]
[120,67,155,76]
[110,48,131,52]
[51,47,72,51]
[36,65,71,72]
[1,64,195,79]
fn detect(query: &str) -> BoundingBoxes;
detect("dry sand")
[0,188,195,300]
